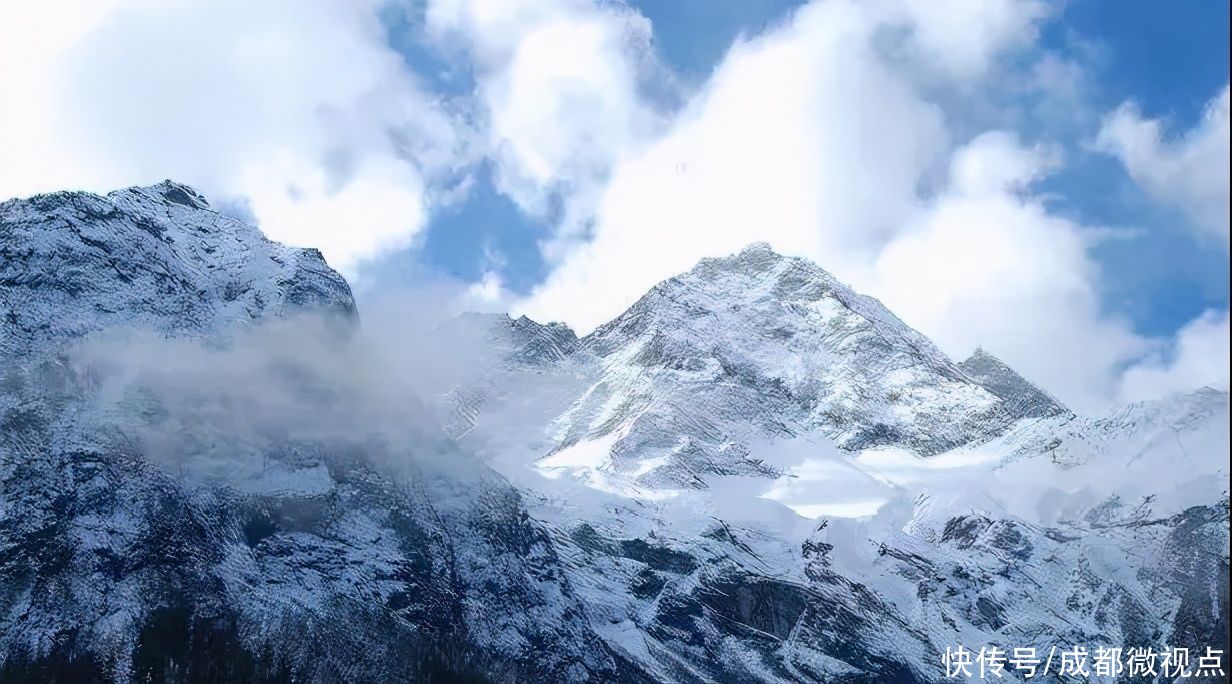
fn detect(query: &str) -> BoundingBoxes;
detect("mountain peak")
[958,346,1069,418]
[440,312,579,366]
[547,246,1068,488]
[127,179,212,209]
[731,240,781,264]
[590,243,949,372]
[1,182,354,358]
[695,242,834,284]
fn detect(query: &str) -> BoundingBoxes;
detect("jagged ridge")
[0,183,639,683]
[1,183,1227,683]
[0,181,355,359]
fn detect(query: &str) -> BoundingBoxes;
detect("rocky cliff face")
[0,184,636,683]
[0,181,355,359]
[442,250,1229,681]
[1,183,1227,683]
[539,243,1070,490]
[956,347,1068,421]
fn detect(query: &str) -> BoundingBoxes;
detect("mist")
[45,291,510,490]
[12,280,1225,537]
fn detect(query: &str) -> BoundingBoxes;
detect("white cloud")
[463,271,510,309]
[866,133,1150,412]
[3,0,1224,413]
[886,0,1053,79]
[1096,85,1231,244]
[425,0,662,239]
[513,0,1074,335]
[508,0,1219,413]
[1118,309,1231,403]
[516,0,952,332]
[0,0,472,271]
[0,3,108,192]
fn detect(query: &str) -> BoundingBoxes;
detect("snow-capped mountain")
[443,244,1228,682]
[547,244,1070,488]
[1,183,1227,683]
[0,181,354,359]
[0,184,636,682]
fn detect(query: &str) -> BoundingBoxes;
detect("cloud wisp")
[1096,85,1231,245]
[57,300,505,487]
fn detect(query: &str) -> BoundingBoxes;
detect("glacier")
[0,183,1227,682]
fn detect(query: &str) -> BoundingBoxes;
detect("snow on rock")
[476,242,1076,493]
[0,181,355,358]
[0,183,633,683]
[957,346,1069,420]
[442,242,1228,682]
[1,183,1226,684]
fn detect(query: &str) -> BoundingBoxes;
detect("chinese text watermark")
[942,645,1225,679]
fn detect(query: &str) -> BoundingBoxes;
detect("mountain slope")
[0,183,641,682]
[956,347,1067,421]
[1,183,1226,683]
[443,245,1228,682]
[465,243,1074,492]
[0,181,354,359]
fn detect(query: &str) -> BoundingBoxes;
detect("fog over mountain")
[1,183,1227,682]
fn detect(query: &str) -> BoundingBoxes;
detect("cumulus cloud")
[1118,309,1231,403]
[866,133,1149,411]
[424,0,664,242]
[886,0,1053,80]
[515,0,953,332]
[512,0,1070,333]
[496,0,1225,412]
[1096,85,1231,244]
[0,0,472,271]
[3,0,1223,413]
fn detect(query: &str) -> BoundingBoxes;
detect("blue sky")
[1,0,1227,411]
[1037,0,1230,336]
